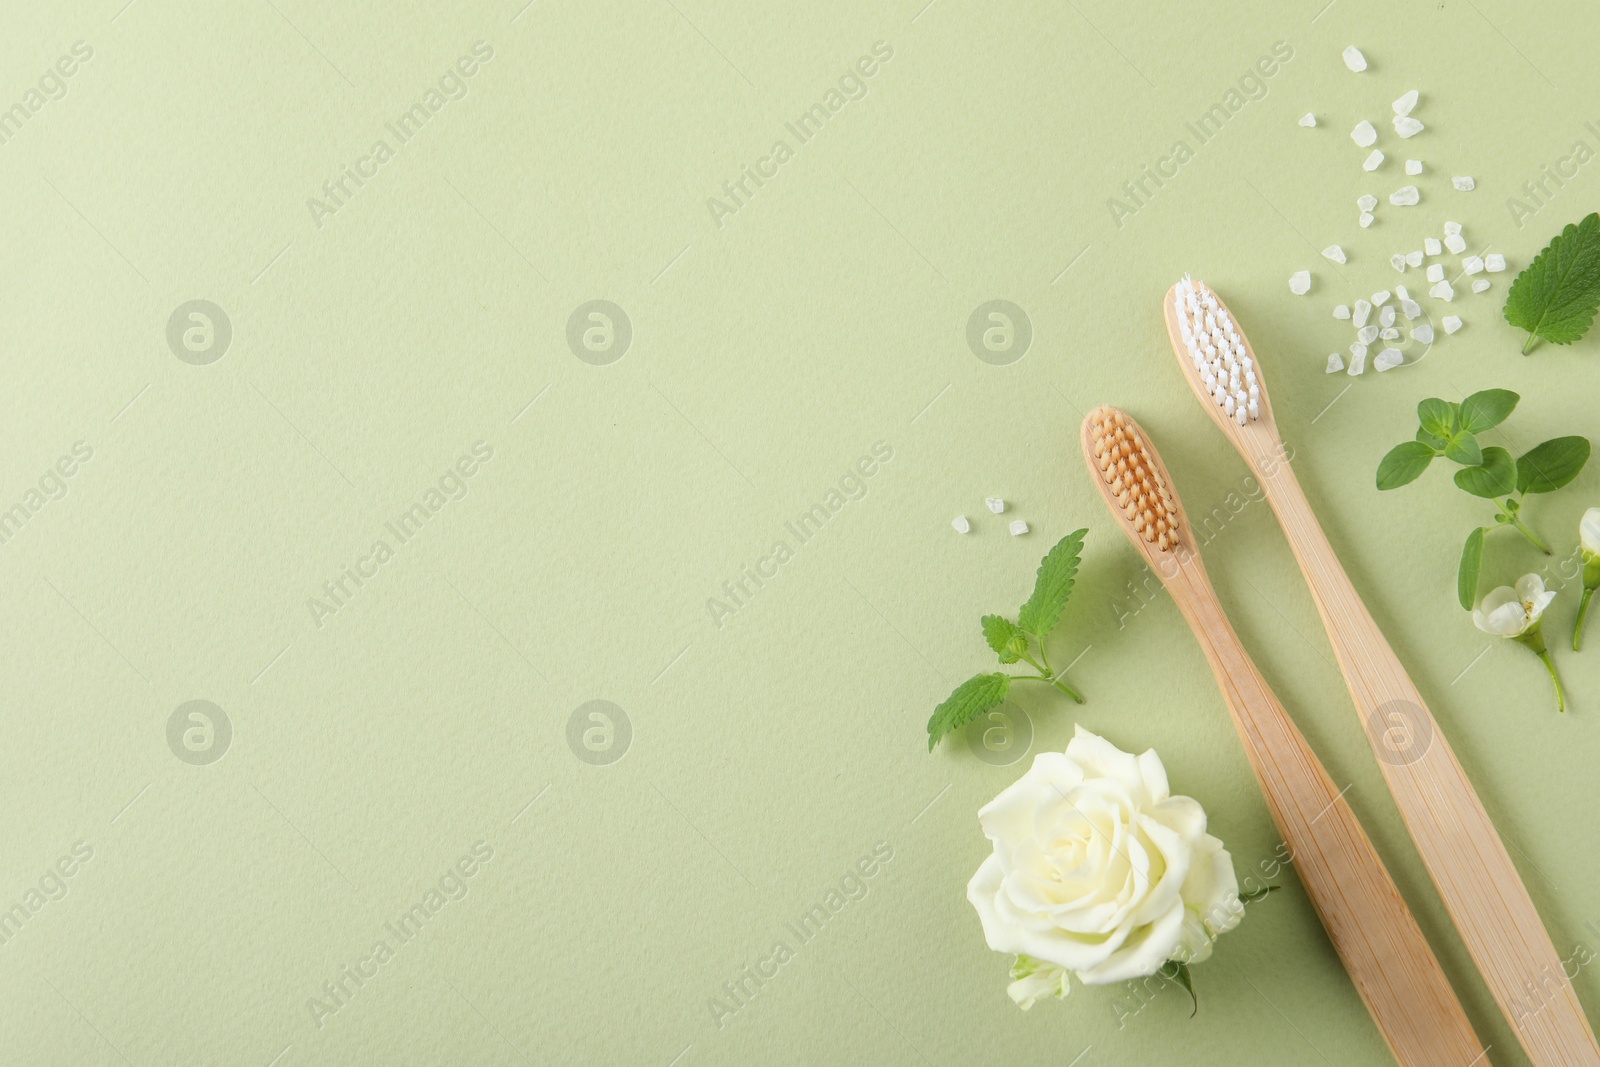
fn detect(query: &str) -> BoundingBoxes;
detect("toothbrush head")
[1164,276,1276,434]
[1081,405,1193,572]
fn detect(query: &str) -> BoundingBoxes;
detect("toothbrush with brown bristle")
[1164,277,1600,1066]
[1081,406,1484,1067]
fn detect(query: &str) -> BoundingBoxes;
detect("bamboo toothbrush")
[1081,406,1484,1066]
[1164,276,1600,1066]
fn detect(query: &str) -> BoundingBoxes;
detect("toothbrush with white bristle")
[1081,406,1483,1067]
[1163,276,1600,1067]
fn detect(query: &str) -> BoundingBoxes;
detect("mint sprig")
[1375,390,1591,608]
[1504,212,1600,355]
[927,530,1089,751]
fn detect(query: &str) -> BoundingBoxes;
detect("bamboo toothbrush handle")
[1263,463,1600,1066]
[1171,571,1485,1066]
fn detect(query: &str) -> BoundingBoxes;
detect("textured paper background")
[3,1,1599,1064]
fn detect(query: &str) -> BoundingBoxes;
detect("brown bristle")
[1087,410,1181,552]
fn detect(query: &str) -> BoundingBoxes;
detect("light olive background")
[2,0,1598,1064]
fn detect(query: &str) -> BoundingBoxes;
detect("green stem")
[1537,650,1567,713]
[1522,331,1539,356]
[1576,587,1595,652]
[1013,674,1086,704]
[1497,500,1551,553]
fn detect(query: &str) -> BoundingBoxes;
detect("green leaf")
[981,615,1028,664]
[1159,959,1197,1017]
[1458,527,1485,611]
[1453,446,1516,498]
[1415,428,1447,451]
[927,673,1011,751]
[1017,529,1087,640]
[1376,441,1437,489]
[1504,213,1600,353]
[1517,436,1592,494]
[1239,885,1281,904]
[1457,389,1519,433]
[1443,431,1483,467]
[1417,397,1456,440]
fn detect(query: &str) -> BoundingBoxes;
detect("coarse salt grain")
[1442,316,1462,334]
[1379,304,1396,326]
[1390,253,1407,272]
[1394,116,1424,138]
[1430,280,1455,301]
[1357,194,1378,211]
[1444,220,1462,236]
[1360,212,1375,228]
[1462,255,1484,275]
[1343,45,1368,72]
[1348,345,1368,375]
[1393,90,1418,116]
[1375,347,1404,371]
[1390,185,1419,206]
[952,515,970,534]
[1358,324,1380,344]
[1323,245,1347,263]
[1405,159,1423,175]
[1424,237,1442,256]
[1426,263,1445,283]
[1406,250,1424,267]
[1009,519,1029,536]
[1412,324,1434,344]
[1395,285,1410,300]
[1380,327,1399,339]
[1453,176,1476,191]
[1352,120,1377,147]
[1289,270,1311,295]
[1472,279,1491,293]
[1353,299,1372,327]
[1333,304,1351,319]
[1372,290,1391,305]
[1445,233,1467,254]
[1299,113,1317,127]
[1326,352,1345,373]
[1364,150,1385,171]
[1485,253,1506,272]
[986,497,1006,514]
[1401,299,1421,319]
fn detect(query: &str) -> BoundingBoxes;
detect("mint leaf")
[1443,431,1482,467]
[1504,213,1600,354]
[1457,389,1519,433]
[1376,441,1436,489]
[1159,959,1197,1017]
[1517,436,1591,494]
[1417,397,1456,440]
[1453,446,1515,498]
[1458,527,1485,610]
[927,673,1011,750]
[1017,529,1086,640]
[981,615,1028,664]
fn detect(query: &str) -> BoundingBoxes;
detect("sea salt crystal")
[1380,327,1399,340]
[1406,250,1424,267]
[1352,120,1378,147]
[1442,315,1463,334]
[1453,176,1476,191]
[1353,299,1372,327]
[986,497,1006,514]
[1405,159,1423,175]
[1372,290,1391,305]
[1290,270,1311,295]
[1323,245,1347,263]
[1364,150,1385,171]
[1472,279,1491,293]
[1358,324,1380,344]
[952,515,970,534]
[1357,194,1378,211]
[1393,90,1418,116]
[1395,285,1409,300]
[1348,345,1368,375]
[1333,304,1351,319]
[1394,116,1424,138]
[1009,519,1029,537]
[1426,263,1445,283]
[1444,220,1462,236]
[1462,255,1484,275]
[1401,299,1421,319]
[1485,254,1506,272]
[1379,304,1396,326]
[1375,347,1404,371]
[1445,232,1467,254]
[1390,253,1407,272]
[1430,280,1455,301]
[1412,324,1434,344]
[1343,45,1368,72]
[1326,352,1345,373]
[1361,212,1375,228]
[1390,185,1419,206]
[1299,113,1318,127]
[1424,237,1442,256]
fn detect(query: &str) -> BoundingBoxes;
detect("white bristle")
[1174,277,1261,424]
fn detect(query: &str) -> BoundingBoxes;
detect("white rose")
[967,726,1242,1005]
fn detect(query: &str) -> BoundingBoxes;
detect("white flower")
[1582,507,1600,558]
[967,726,1242,1001]
[1473,574,1555,638]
